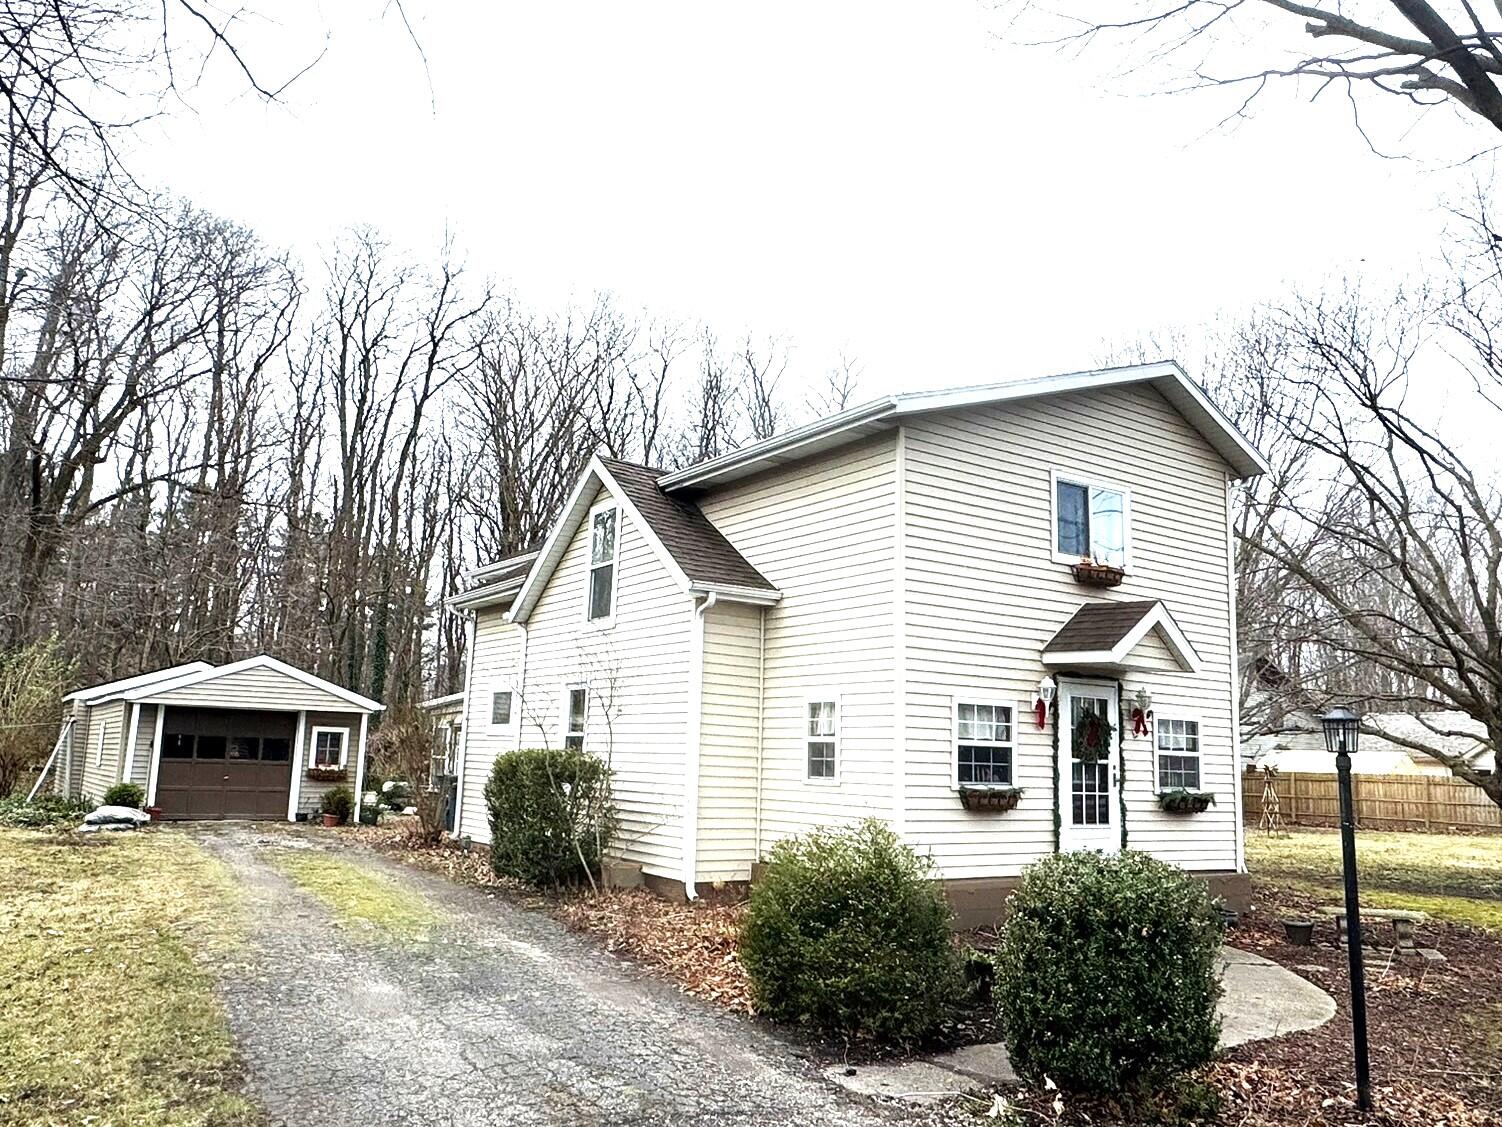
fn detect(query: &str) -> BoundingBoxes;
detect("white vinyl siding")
[456,607,524,844]
[79,701,127,800]
[698,434,897,856]
[143,666,357,712]
[696,600,763,882]
[297,710,365,816]
[513,484,692,879]
[901,381,1238,878]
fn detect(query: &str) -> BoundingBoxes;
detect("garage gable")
[126,655,382,714]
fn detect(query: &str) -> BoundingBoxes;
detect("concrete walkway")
[826,946,1335,1103]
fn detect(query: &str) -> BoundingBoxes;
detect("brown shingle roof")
[1044,600,1160,654]
[600,458,775,591]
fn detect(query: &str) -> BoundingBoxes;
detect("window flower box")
[958,785,1022,813]
[1070,559,1126,588]
[305,766,348,783]
[1157,788,1215,814]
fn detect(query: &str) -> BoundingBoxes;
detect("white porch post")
[122,702,141,785]
[288,710,307,822]
[145,706,166,806]
[353,713,370,822]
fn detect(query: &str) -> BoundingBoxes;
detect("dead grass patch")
[0,827,262,1126]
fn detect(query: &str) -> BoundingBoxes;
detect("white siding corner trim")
[145,706,166,806]
[287,711,308,822]
[354,714,370,821]
[453,613,477,841]
[122,702,141,785]
[682,592,716,899]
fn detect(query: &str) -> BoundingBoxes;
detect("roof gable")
[658,362,1269,492]
[506,455,779,624]
[121,655,383,713]
[1042,599,1202,674]
[65,661,214,703]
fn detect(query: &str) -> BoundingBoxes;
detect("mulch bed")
[352,824,1501,1125]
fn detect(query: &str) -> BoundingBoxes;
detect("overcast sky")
[127,1,1475,398]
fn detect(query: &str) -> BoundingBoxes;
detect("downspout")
[514,620,529,751]
[753,606,765,873]
[683,591,718,901]
[452,612,478,841]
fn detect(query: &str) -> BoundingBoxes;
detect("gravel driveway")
[189,823,914,1127]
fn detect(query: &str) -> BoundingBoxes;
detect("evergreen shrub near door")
[484,748,616,886]
[739,818,959,1045]
[994,850,1224,1094]
[102,782,145,808]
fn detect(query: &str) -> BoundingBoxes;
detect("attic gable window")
[586,504,618,622]
[1053,472,1129,568]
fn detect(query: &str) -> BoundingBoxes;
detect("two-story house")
[447,362,1268,924]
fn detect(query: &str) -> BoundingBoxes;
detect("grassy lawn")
[1246,827,1502,928]
[0,828,262,1126]
[269,849,444,941]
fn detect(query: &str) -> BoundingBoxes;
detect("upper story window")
[956,701,1014,786]
[1053,471,1130,568]
[586,504,618,622]
[805,697,838,780]
[564,687,588,751]
[1156,717,1201,790]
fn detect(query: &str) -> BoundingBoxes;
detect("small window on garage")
[261,737,292,762]
[196,735,227,760]
[229,736,260,760]
[311,727,348,769]
[162,733,195,759]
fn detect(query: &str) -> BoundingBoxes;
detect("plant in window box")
[1157,788,1216,814]
[1069,555,1126,588]
[305,766,348,782]
[958,785,1023,812]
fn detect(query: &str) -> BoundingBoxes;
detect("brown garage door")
[156,708,295,820]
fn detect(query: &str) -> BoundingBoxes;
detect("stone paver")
[187,823,906,1127]
[819,1062,977,1107]
[1217,946,1337,1048]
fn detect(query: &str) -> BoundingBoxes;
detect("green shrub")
[484,747,615,886]
[994,850,1225,1094]
[318,786,355,824]
[0,793,93,828]
[739,818,959,1045]
[102,782,145,808]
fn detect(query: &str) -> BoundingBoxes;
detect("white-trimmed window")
[1053,471,1130,568]
[310,726,349,770]
[1156,717,1201,790]
[586,503,618,622]
[955,701,1014,786]
[805,696,838,780]
[564,687,588,751]
[491,690,513,727]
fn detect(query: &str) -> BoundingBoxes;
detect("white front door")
[1058,679,1120,853]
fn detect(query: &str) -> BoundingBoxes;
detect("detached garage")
[56,655,384,821]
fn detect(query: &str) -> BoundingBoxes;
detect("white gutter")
[513,621,529,752]
[682,592,718,900]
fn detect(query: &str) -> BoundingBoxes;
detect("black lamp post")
[1320,705,1372,1113]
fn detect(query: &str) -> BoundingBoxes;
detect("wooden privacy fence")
[1242,769,1502,834]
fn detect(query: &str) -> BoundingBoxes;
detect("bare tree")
[1009,0,1502,142]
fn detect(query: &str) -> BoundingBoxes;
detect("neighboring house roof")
[64,661,214,703]
[507,455,781,624]
[657,361,1270,492]
[1245,709,1496,773]
[419,691,465,711]
[114,654,384,713]
[449,550,539,611]
[1042,599,1202,674]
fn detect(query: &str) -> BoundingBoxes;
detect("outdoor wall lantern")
[1320,705,1372,1112]
[1131,687,1153,737]
[1034,676,1056,729]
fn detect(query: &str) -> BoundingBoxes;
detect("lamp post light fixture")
[1320,705,1372,1113]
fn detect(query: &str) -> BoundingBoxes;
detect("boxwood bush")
[994,850,1225,1094]
[484,747,615,886]
[739,818,959,1045]
[102,782,145,808]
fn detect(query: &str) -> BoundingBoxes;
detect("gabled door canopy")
[1042,599,1202,675]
